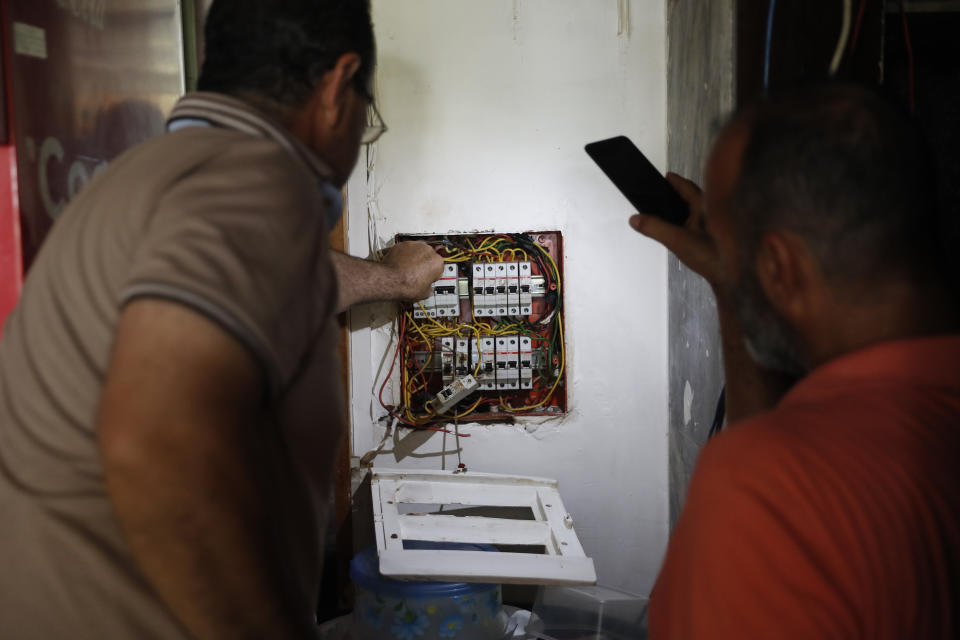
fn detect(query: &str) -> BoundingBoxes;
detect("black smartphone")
[585,136,689,226]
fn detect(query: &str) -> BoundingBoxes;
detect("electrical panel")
[384,232,566,425]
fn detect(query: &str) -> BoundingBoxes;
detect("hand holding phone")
[585,136,690,226]
[587,136,725,285]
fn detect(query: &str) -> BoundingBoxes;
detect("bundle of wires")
[377,233,566,430]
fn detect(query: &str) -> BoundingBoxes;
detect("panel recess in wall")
[389,231,566,425]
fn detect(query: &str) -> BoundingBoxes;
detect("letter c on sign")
[38,137,66,220]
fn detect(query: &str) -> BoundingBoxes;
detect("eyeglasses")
[361,93,388,145]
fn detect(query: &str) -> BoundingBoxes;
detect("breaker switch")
[430,375,479,415]
[518,262,533,316]
[495,264,508,316]
[496,336,520,390]
[507,263,520,316]
[485,264,498,317]
[434,264,460,318]
[476,337,497,390]
[520,337,534,390]
[440,337,455,384]
[471,264,485,316]
[455,338,470,377]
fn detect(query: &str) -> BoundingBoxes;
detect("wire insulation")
[850,0,869,52]
[900,0,916,113]
[707,387,727,440]
[763,0,777,92]
[829,0,854,76]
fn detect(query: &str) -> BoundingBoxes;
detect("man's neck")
[806,278,960,369]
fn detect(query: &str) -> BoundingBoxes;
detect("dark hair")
[732,84,942,287]
[198,0,375,117]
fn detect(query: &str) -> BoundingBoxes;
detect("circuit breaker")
[385,232,566,425]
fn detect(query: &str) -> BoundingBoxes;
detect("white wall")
[347,0,669,595]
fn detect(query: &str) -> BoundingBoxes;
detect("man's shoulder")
[95,127,319,219]
[134,127,308,182]
[696,412,801,482]
[688,404,842,511]
[696,367,960,508]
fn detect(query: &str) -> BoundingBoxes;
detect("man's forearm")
[715,292,796,424]
[331,250,406,313]
[330,243,444,313]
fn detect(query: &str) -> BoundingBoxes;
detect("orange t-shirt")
[650,336,960,639]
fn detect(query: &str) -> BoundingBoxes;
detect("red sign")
[6,0,185,266]
[0,144,21,335]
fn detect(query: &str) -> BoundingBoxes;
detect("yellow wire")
[409,350,433,393]
[416,303,456,334]
[475,236,503,260]
[406,312,433,344]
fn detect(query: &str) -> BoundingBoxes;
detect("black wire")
[707,386,726,439]
[511,233,562,313]
[502,233,561,330]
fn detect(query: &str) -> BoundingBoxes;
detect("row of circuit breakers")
[413,262,545,319]
[424,336,537,392]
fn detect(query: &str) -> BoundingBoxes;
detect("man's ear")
[317,52,363,128]
[754,230,820,323]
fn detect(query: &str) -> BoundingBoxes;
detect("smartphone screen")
[585,136,689,226]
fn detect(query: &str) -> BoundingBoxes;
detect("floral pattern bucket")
[350,543,508,640]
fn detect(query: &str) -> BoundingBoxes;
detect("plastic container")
[350,541,508,640]
[528,585,648,640]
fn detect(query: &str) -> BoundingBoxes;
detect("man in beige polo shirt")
[0,1,440,638]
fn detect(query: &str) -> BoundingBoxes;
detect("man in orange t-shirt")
[631,85,960,638]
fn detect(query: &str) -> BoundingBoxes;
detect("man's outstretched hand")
[331,241,445,313]
[629,173,723,289]
[382,241,445,302]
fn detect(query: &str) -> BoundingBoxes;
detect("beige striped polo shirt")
[0,92,344,639]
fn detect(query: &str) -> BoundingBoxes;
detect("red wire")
[901,4,916,114]
[850,0,868,52]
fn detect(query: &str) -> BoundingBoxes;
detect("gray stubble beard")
[729,268,807,377]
